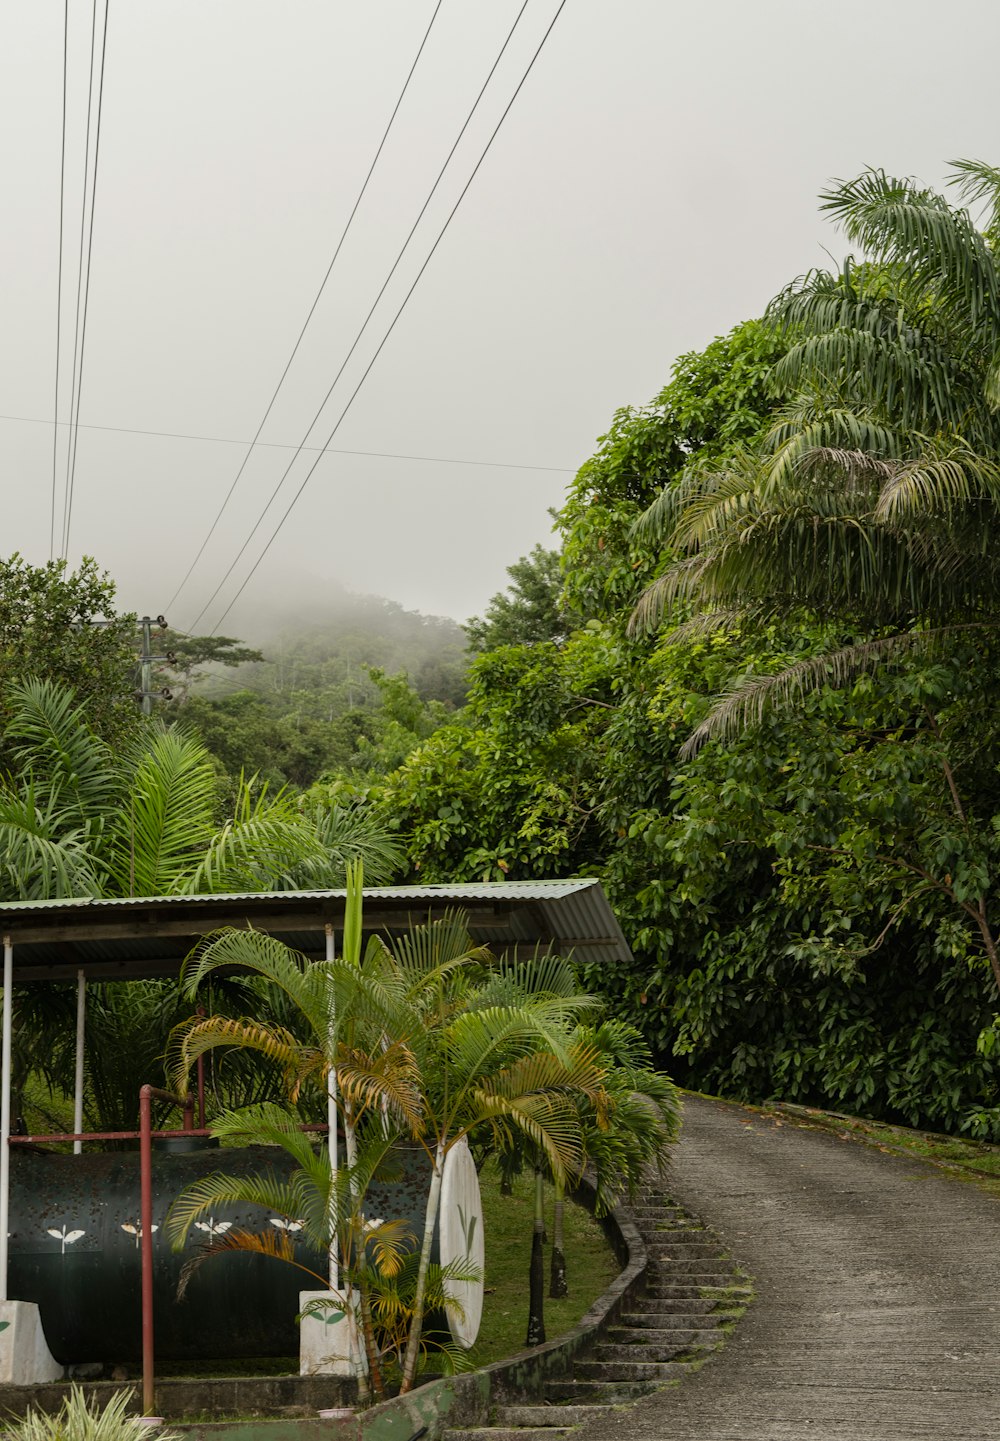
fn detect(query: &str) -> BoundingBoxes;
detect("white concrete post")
[0,937,13,1301]
[73,969,86,1155]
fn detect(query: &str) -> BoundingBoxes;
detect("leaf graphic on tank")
[195,1218,233,1239]
[121,1220,159,1248]
[47,1225,85,1254]
[0,1322,9,1334]
[269,1217,304,1232]
[323,1310,346,1325]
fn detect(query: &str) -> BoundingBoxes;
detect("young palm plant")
[383,941,611,1392]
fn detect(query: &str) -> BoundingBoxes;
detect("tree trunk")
[400,1140,445,1393]
[343,1112,374,1400]
[525,1167,546,1346]
[549,1174,567,1299]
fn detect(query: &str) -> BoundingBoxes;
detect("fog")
[2,1,998,636]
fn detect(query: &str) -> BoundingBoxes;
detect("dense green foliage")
[173,597,466,788]
[464,545,572,652]
[0,555,139,754]
[359,210,1000,1141]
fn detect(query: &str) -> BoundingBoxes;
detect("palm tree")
[386,943,609,1391]
[167,873,430,1394]
[631,162,1000,749]
[551,1018,679,1296]
[0,676,403,899]
[168,899,615,1395]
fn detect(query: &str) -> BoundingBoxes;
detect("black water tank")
[7,1140,478,1366]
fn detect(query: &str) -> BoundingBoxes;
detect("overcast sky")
[2,0,1000,635]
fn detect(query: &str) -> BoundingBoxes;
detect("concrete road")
[580,1093,1000,1441]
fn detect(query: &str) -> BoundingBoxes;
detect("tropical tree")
[464,545,574,652]
[632,162,1000,739]
[0,554,139,757]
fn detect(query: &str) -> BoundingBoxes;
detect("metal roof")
[0,879,631,981]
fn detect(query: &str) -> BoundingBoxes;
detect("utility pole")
[135,615,173,714]
[140,616,153,717]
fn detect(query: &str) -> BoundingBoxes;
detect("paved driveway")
[580,1093,1000,1441]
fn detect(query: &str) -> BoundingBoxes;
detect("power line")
[60,0,100,559]
[0,411,574,473]
[189,0,543,636]
[165,0,445,616]
[207,0,568,637]
[51,0,69,562]
[61,0,110,560]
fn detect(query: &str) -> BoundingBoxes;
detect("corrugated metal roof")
[0,879,631,981]
[0,878,597,914]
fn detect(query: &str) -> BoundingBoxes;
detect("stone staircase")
[443,1188,750,1441]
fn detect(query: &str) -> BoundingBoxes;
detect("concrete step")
[646,1238,722,1255]
[610,1322,722,1343]
[646,1269,735,1284]
[619,1308,738,1332]
[622,1297,717,1317]
[542,1379,660,1404]
[496,1404,626,1427]
[576,1358,696,1383]
[594,1333,721,1362]
[640,1227,709,1240]
[643,1270,736,1288]
[599,1331,723,1354]
[646,1252,729,1272]
[442,1430,576,1441]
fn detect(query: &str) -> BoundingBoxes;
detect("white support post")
[73,969,86,1155]
[0,937,13,1301]
[325,924,339,1292]
[300,923,355,1379]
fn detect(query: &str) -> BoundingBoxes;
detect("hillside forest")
[8,163,1000,1142]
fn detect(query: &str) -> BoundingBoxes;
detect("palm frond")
[279,806,405,889]
[628,556,715,636]
[949,158,1000,242]
[773,328,972,433]
[874,446,1000,520]
[165,1166,328,1249]
[167,1014,309,1099]
[187,774,324,895]
[653,608,743,647]
[176,1227,325,1301]
[820,169,1000,335]
[0,783,103,900]
[387,912,494,995]
[3,678,118,826]
[678,626,982,758]
[337,1038,424,1135]
[181,928,328,1036]
[105,727,216,896]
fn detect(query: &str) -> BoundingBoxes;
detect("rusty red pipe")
[139,1083,191,1417]
[196,1006,206,1130]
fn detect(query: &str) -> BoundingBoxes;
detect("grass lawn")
[159,1157,621,1378]
[466,1160,621,1368]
